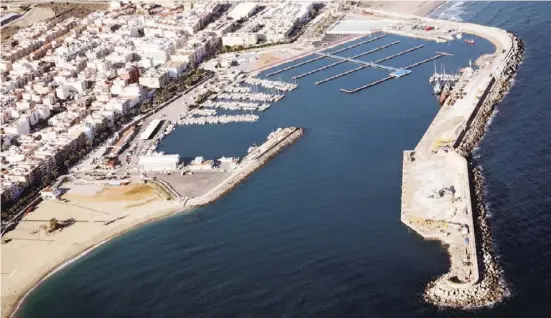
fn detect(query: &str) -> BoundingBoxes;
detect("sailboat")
[433,81,442,95]
[429,61,438,83]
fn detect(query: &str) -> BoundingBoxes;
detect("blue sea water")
[13,2,551,317]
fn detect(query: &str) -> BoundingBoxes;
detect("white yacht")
[433,81,442,95]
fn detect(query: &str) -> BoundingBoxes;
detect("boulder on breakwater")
[424,32,524,309]
[186,127,304,207]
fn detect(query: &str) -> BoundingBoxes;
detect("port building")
[138,154,180,171]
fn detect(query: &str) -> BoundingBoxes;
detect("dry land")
[1,3,107,41]
[0,183,182,317]
[361,1,444,17]
[0,1,513,316]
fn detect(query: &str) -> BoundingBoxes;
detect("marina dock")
[374,44,424,63]
[403,51,452,70]
[339,75,394,93]
[266,34,386,77]
[315,44,420,86]
[338,50,452,93]
[293,41,400,80]
[315,52,404,73]
[315,65,368,85]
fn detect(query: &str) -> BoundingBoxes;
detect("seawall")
[390,6,525,309]
[186,127,304,207]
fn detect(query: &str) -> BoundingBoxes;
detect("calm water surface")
[15,2,551,317]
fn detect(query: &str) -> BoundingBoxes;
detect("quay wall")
[387,5,525,309]
[424,33,524,309]
[186,128,304,207]
[453,77,496,149]
[457,36,524,155]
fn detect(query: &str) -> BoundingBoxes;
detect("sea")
[13,2,551,317]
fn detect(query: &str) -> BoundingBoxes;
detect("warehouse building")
[138,154,180,171]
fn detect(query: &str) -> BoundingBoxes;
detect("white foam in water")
[434,1,466,22]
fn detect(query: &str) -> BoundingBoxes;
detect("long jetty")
[374,44,424,63]
[403,53,447,70]
[336,49,450,92]
[316,44,422,85]
[339,75,394,93]
[293,41,400,80]
[266,34,386,77]
[315,65,369,85]
[186,127,304,207]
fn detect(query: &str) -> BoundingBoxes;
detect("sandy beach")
[1,183,182,317]
[361,1,444,17]
[1,2,445,317]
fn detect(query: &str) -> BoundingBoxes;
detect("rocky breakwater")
[424,32,524,309]
[186,127,304,207]
[424,165,509,309]
[458,32,525,155]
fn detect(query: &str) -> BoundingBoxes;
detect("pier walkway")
[339,76,394,93]
[293,41,400,80]
[317,44,423,86]
[266,34,386,77]
[404,52,448,70]
[338,50,452,93]
[315,51,402,72]
[374,44,424,63]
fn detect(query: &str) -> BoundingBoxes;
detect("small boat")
[429,61,438,83]
[439,82,451,104]
[464,39,475,45]
[433,81,442,95]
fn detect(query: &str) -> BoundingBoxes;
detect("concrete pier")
[315,65,368,85]
[388,14,525,307]
[293,41,400,80]
[266,34,386,77]
[374,44,424,63]
[266,56,324,77]
[403,52,447,70]
[321,45,422,89]
[330,33,386,54]
[185,127,304,207]
[339,75,394,93]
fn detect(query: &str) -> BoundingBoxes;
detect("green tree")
[48,218,60,233]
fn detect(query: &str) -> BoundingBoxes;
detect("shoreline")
[2,202,187,318]
[1,127,304,318]
[1,1,513,316]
